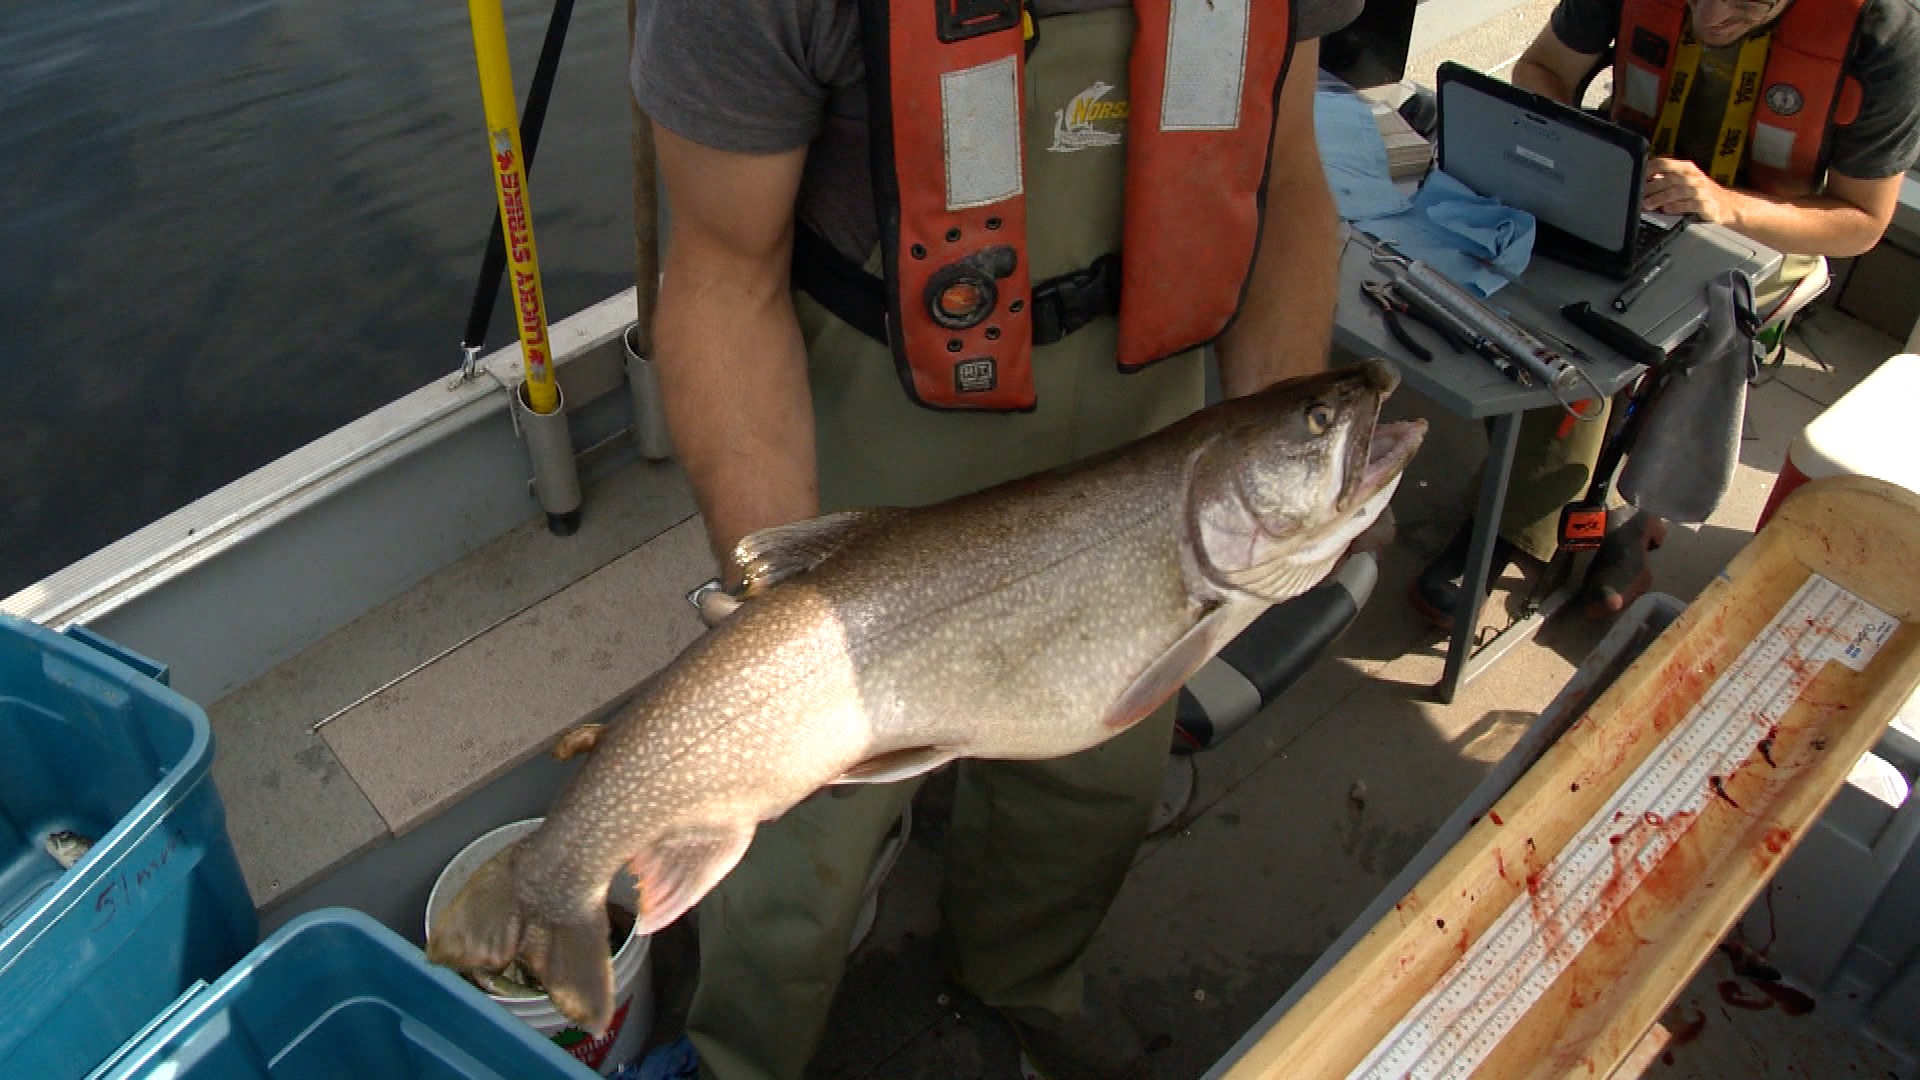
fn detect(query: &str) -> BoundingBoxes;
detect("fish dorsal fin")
[832,745,956,785]
[1103,596,1270,731]
[629,824,757,936]
[731,509,902,596]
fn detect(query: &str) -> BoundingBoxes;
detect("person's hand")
[1643,157,1736,223]
[1334,505,1396,576]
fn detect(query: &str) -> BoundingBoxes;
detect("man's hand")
[1642,157,1737,222]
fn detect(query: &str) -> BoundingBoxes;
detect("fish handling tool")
[1364,268,1527,385]
[1209,476,1920,1080]
[1356,233,1604,421]
[1359,280,1461,362]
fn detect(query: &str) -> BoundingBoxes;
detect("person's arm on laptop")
[1515,0,1917,258]
[1640,161,1898,258]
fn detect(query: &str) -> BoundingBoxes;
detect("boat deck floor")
[208,292,1916,1078]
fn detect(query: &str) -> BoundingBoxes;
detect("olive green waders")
[686,10,1208,1078]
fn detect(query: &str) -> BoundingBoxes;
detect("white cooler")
[1757,353,1920,528]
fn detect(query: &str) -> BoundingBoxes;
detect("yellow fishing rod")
[468,0,560,415]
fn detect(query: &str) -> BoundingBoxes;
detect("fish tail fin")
[525,907,618,1034]
[426,841,527,975]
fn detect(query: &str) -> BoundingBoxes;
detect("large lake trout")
[428,360,1426,1030]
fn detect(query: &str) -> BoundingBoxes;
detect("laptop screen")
[1436,62,1649,265]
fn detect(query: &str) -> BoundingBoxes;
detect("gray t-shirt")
[1549,0,1920,180]
[632,0,1363,260]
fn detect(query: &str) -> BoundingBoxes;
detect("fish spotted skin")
[427,359,1425,1032]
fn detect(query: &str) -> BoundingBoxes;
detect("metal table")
[1331,221,1781,702]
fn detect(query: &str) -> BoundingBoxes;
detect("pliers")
[1360,279,1463,363]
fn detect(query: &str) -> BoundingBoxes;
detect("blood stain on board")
[1489,811,1503,826]
[1709,776,1741,808]
[1763,827,1793,855]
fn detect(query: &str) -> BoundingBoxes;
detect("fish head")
[1187,359,1426,602]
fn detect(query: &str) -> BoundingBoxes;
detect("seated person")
[1410,0,1920,628]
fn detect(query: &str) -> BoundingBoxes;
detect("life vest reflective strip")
[1612,0,1867,195]
[850,0,1294,412]
[1118,0,1295,371]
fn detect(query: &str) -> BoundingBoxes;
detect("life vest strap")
[792,229,1122,349]
[792,223,891,345]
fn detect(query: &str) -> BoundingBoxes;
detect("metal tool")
[1360,280,1450,362]
[1353,574,1897,1078]
[1358,232,1602,417]
[1389,273,1529,385]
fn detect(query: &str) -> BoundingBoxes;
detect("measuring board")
[1211,476,1920,1080]
[1353,575,1895,1079]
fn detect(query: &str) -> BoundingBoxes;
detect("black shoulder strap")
[791,221,891,346]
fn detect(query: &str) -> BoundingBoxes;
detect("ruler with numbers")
[1351,574,1896,1080]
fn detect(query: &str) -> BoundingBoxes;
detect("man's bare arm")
[1513,25,1604,104]
[651,123,817,583]
[1644,160,1900,257]
[1214,40,1342,397]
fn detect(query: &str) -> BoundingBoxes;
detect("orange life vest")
[797,0,1295,411]
[1611,0,1866,194]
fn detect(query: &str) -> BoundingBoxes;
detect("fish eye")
[1305,402,1335,436]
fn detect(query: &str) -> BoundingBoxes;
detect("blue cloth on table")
[1360,170,1536,299]
[1314,79,1535,299]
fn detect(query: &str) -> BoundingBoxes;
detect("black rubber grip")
[1174,556,1373,751]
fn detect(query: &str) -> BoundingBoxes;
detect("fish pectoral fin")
[629,824,757,937]
[1104,597,1270,731]
[832,745,956,785]
[732,509,904,596]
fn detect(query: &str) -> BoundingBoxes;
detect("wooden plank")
[1221,475,1920,1079]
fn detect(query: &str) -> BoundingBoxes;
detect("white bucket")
[426,819,653,1075]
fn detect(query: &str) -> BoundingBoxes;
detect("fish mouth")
[1338,402,1427,515]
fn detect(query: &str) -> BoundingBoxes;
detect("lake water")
[2,0,638,597]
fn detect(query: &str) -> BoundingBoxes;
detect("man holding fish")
[425,3,1428,1078]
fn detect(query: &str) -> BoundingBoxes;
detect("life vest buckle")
[1031,253,1123,346]
[936,0,1022,44]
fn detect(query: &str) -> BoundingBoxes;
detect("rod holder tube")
[513,379,583,535]
[622,324,674,462]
